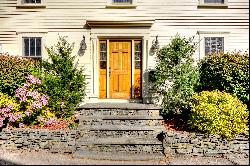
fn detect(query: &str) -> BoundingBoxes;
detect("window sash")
[204,37,224,55]
[24,0,41,4]
[112,0,133,4]
[204,0,224,4]
[23,37,42,58]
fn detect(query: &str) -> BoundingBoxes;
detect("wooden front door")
[109,41,132,99]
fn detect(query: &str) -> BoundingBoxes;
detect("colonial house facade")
[0,0,249,104]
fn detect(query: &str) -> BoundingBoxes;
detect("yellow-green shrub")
[188,90,249,139]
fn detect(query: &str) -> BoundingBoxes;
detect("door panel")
[109,41,131,99]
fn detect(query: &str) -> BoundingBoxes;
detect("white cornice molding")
[86,20,155,28]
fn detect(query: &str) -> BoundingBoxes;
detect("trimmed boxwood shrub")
[188,90,249,139]
[0,53,41,97]
[198,52,249,108]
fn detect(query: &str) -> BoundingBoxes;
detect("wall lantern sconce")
[81,35,87,51]
[78,35,87,56]
[150,35,160,56]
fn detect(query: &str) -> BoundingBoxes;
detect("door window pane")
[204,0,224,3]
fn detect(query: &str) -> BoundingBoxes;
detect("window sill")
[198,4,228,9]
[16,4,46,8]
[106,4,137,9]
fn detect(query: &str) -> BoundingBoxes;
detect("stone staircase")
[73,103,166,161]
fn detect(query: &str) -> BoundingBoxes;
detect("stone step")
[77,137,162,145]
[74,150,165,161]
[77,109,161,117]
[78,119,164,126]
[76,144,163,156]
[77,125,165,131]
[77,115,164,120]
[77,103,161,110]
[80,130,160,139]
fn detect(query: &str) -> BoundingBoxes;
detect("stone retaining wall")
[163,131,249,157]
[0,129,249,157]
[0,129,81,153]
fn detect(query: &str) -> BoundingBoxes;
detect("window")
[112,0,132,4]
[134,41,142,69]
[17,0,46,8]
[197,31,229,60]
[23,37,42,59]
[204,0,224,3]
[24,0,41,4]
[106,0,137,8]
[199,0,228,7]
[99,41,107,69]
[205,37,224,55]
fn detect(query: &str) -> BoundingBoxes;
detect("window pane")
[30,38,35,56]
[204,0,224,3]
[24,38,30,56]
[135,43,141,52]
[135,61,141,69]
[100,43,107,52]
[135,52,141,60]
[113,0,132,4]
[36,0,41,3]
[205,37,224,55]
[100,52,107,61]
[36,38,41,56]
[100,61,107,69]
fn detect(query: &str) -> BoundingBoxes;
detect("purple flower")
[40,95,48,106]
[37,79,42,85]
[31,91,39,100]
[0,121,3,128]
[7,104,14,110]
[0,109,3,113]
[27,75,37,84]
[15,113,22,120]
[26,110,32,117]
[19,123,24,128]
[9,114,16,122]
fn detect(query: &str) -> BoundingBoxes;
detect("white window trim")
[106,0,137,8]
[17,0,46,8]
[197,31,229,60]
[198,0,228,7]
[17,32,47,59]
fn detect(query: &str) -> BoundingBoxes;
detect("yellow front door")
[109,41,132,99]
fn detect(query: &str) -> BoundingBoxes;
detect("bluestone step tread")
[77,137,162,145]
[77,125,165,131]
[74,150,165,161]
[77,103,161,110]
[77,115,164,120]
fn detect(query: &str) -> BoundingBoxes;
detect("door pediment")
[86,20,155,28]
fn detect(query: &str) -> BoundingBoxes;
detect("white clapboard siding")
[0,0,249,98]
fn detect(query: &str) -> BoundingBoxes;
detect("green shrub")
[152,34,199,115]
[41,36,87,118]
[188,90,249,139]
[0,53,41,97]
[198,52,249,108]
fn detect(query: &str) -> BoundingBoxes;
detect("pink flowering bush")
[0,92,21,128]
[0,74,69,130]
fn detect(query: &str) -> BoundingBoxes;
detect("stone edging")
[162,131,249,157]
[0,128,249,157]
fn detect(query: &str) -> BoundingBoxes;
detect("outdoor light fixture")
[150,35,160,56]
[78,35,87,56]
[81,35,87,51]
